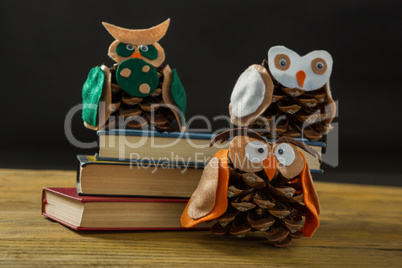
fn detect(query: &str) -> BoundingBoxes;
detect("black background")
[1,0,401,186]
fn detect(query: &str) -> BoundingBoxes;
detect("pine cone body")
[247,60,335,141]
[105,64,179,132]
[211,162,308,247]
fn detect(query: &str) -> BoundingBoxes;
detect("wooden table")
[0,169,401,267]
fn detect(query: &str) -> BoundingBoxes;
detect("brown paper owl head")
[103,19,169,68]
[101,19,170,99]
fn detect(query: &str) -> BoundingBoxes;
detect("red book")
[42,187,211,231]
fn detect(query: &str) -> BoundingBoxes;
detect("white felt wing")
[229,65,274,126]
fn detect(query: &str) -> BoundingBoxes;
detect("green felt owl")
[82,19,186,132]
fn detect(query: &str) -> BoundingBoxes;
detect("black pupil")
[317,63,323,69]
[280,60,286,66]
[127,45,134,50]
[257,148,264,153]
[278,149,284,155]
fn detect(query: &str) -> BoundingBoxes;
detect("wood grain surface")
[0,169,401,267]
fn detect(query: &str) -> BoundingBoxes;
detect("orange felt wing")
[181,149,230,228]
[299,152,320,237]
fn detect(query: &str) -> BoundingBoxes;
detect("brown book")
[42,187,211,230]
[97,130,324,171]
[76,155,204,198]
[97,130,228,164]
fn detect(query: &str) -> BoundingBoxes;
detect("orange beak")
[263,155,278,181]
[131,51,142,59]
[296,70,306,88]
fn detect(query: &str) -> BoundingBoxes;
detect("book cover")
[97,130,325,172]
[42,187,211,231]
[76,155,205,197]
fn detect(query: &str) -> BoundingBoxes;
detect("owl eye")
[275,143,295,166]
[139,44,158,60]
[274,54,291,71]
[245,141,268,163]
[139,45,149,52]
[311,58,327,75]
[115,42,136,57]
[126,44,135,51]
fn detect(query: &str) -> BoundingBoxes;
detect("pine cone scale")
[273,236,293,247]
[247,212,275,231]
[263,226,290,242]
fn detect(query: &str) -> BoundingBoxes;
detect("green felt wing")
[82,66,105,127]
[171,69,187,116]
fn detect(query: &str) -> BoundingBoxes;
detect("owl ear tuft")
[102,19,170,45]
[210,128,266,147]
[275,136,322,164]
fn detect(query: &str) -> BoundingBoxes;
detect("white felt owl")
[229,46,336,141]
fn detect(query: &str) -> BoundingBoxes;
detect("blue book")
[97,129,325,173]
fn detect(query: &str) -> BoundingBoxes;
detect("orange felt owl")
[181,128,321,247]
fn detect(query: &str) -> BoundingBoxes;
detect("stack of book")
[42,130,325,231]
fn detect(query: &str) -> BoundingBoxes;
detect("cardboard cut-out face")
[108,41,165,68]
[226,132,314,180]
[268,46,333,92]
[103,20,169,68]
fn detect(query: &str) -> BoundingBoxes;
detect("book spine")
[93,155,323,173]
[76,162,83,195]
[97,130,326,147]
[97,129,214,140]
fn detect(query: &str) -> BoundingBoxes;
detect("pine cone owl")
[82,19,186,132]
[181,128,321,247]
[229,46,336,141]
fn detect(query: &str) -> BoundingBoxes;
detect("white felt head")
[268,46,333,91]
